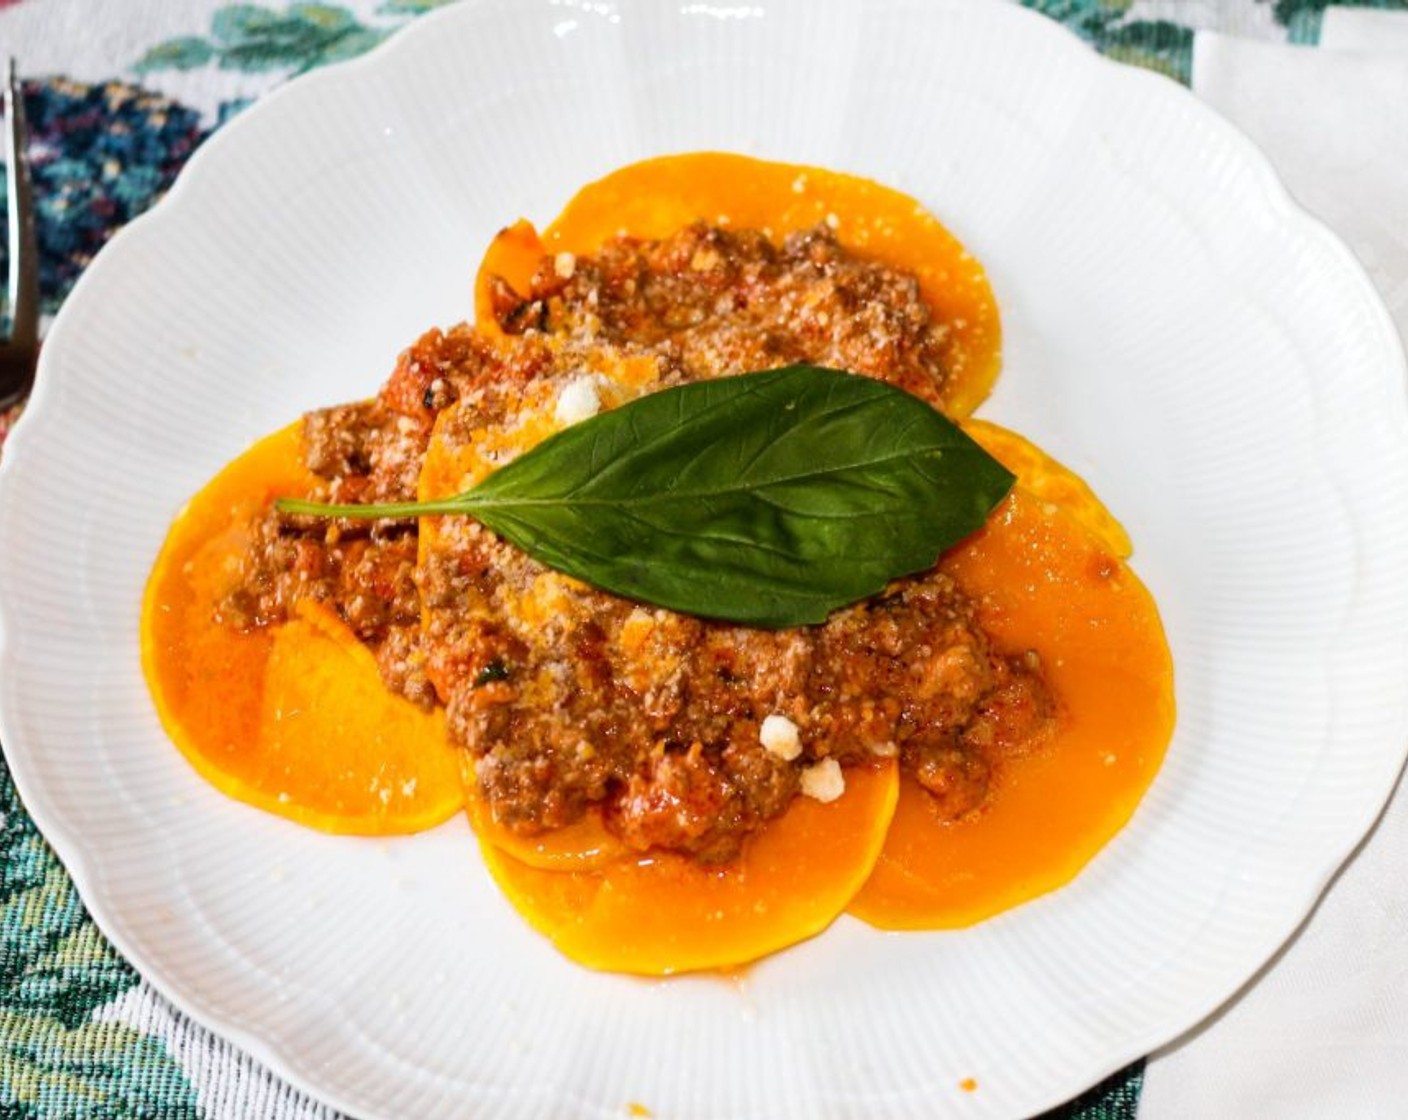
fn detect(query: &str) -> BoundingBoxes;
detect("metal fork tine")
[5,57,37,353]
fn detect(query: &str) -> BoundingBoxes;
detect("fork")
[0,57,37,410]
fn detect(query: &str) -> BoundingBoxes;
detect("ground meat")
[226,222,1055,860]
[218,515,418,637]
[418,223,1055,861]
[218,325,496,705]
[499,222,953,408]
[428,517,1052,861]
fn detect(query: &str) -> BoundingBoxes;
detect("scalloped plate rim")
[1,0,1406,1117]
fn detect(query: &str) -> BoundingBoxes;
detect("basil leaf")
[277,365,1015,627]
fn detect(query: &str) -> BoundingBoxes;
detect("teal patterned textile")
[1,2,1404,1116]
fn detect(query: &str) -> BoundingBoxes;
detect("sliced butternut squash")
[141,424,463,835]
[474,152,1000,416]
[144,157,1172,965]
[482,761,899,974]
[473,217,546,339]
[847,424,1174,929]
[464,781,628,871]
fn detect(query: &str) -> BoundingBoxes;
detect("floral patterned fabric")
[0,2,1403,1116]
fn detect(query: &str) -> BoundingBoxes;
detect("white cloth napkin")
[1141,12,1408,1118]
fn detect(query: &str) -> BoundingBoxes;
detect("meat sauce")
[224,221,1052,863]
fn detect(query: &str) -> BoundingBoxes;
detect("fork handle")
[6,58,38,352]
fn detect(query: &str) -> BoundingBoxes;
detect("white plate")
[3,1,1407,1116]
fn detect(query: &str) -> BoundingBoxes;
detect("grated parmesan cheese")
[759,713,802,761]
[554,376,601,425]
[800,757,845,803]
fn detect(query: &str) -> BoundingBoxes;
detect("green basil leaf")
[277,365,1015,627]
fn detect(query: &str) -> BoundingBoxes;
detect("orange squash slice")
[480,761,899,975]
[141,423,463,834]
[464,782,628,872]
[848,423,1175,928]
[474,152,1000,417]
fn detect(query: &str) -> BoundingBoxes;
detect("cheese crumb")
[800,757,844,803]
[759,713,802,761]
[555,376,601,425]
[554,251,576,279]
